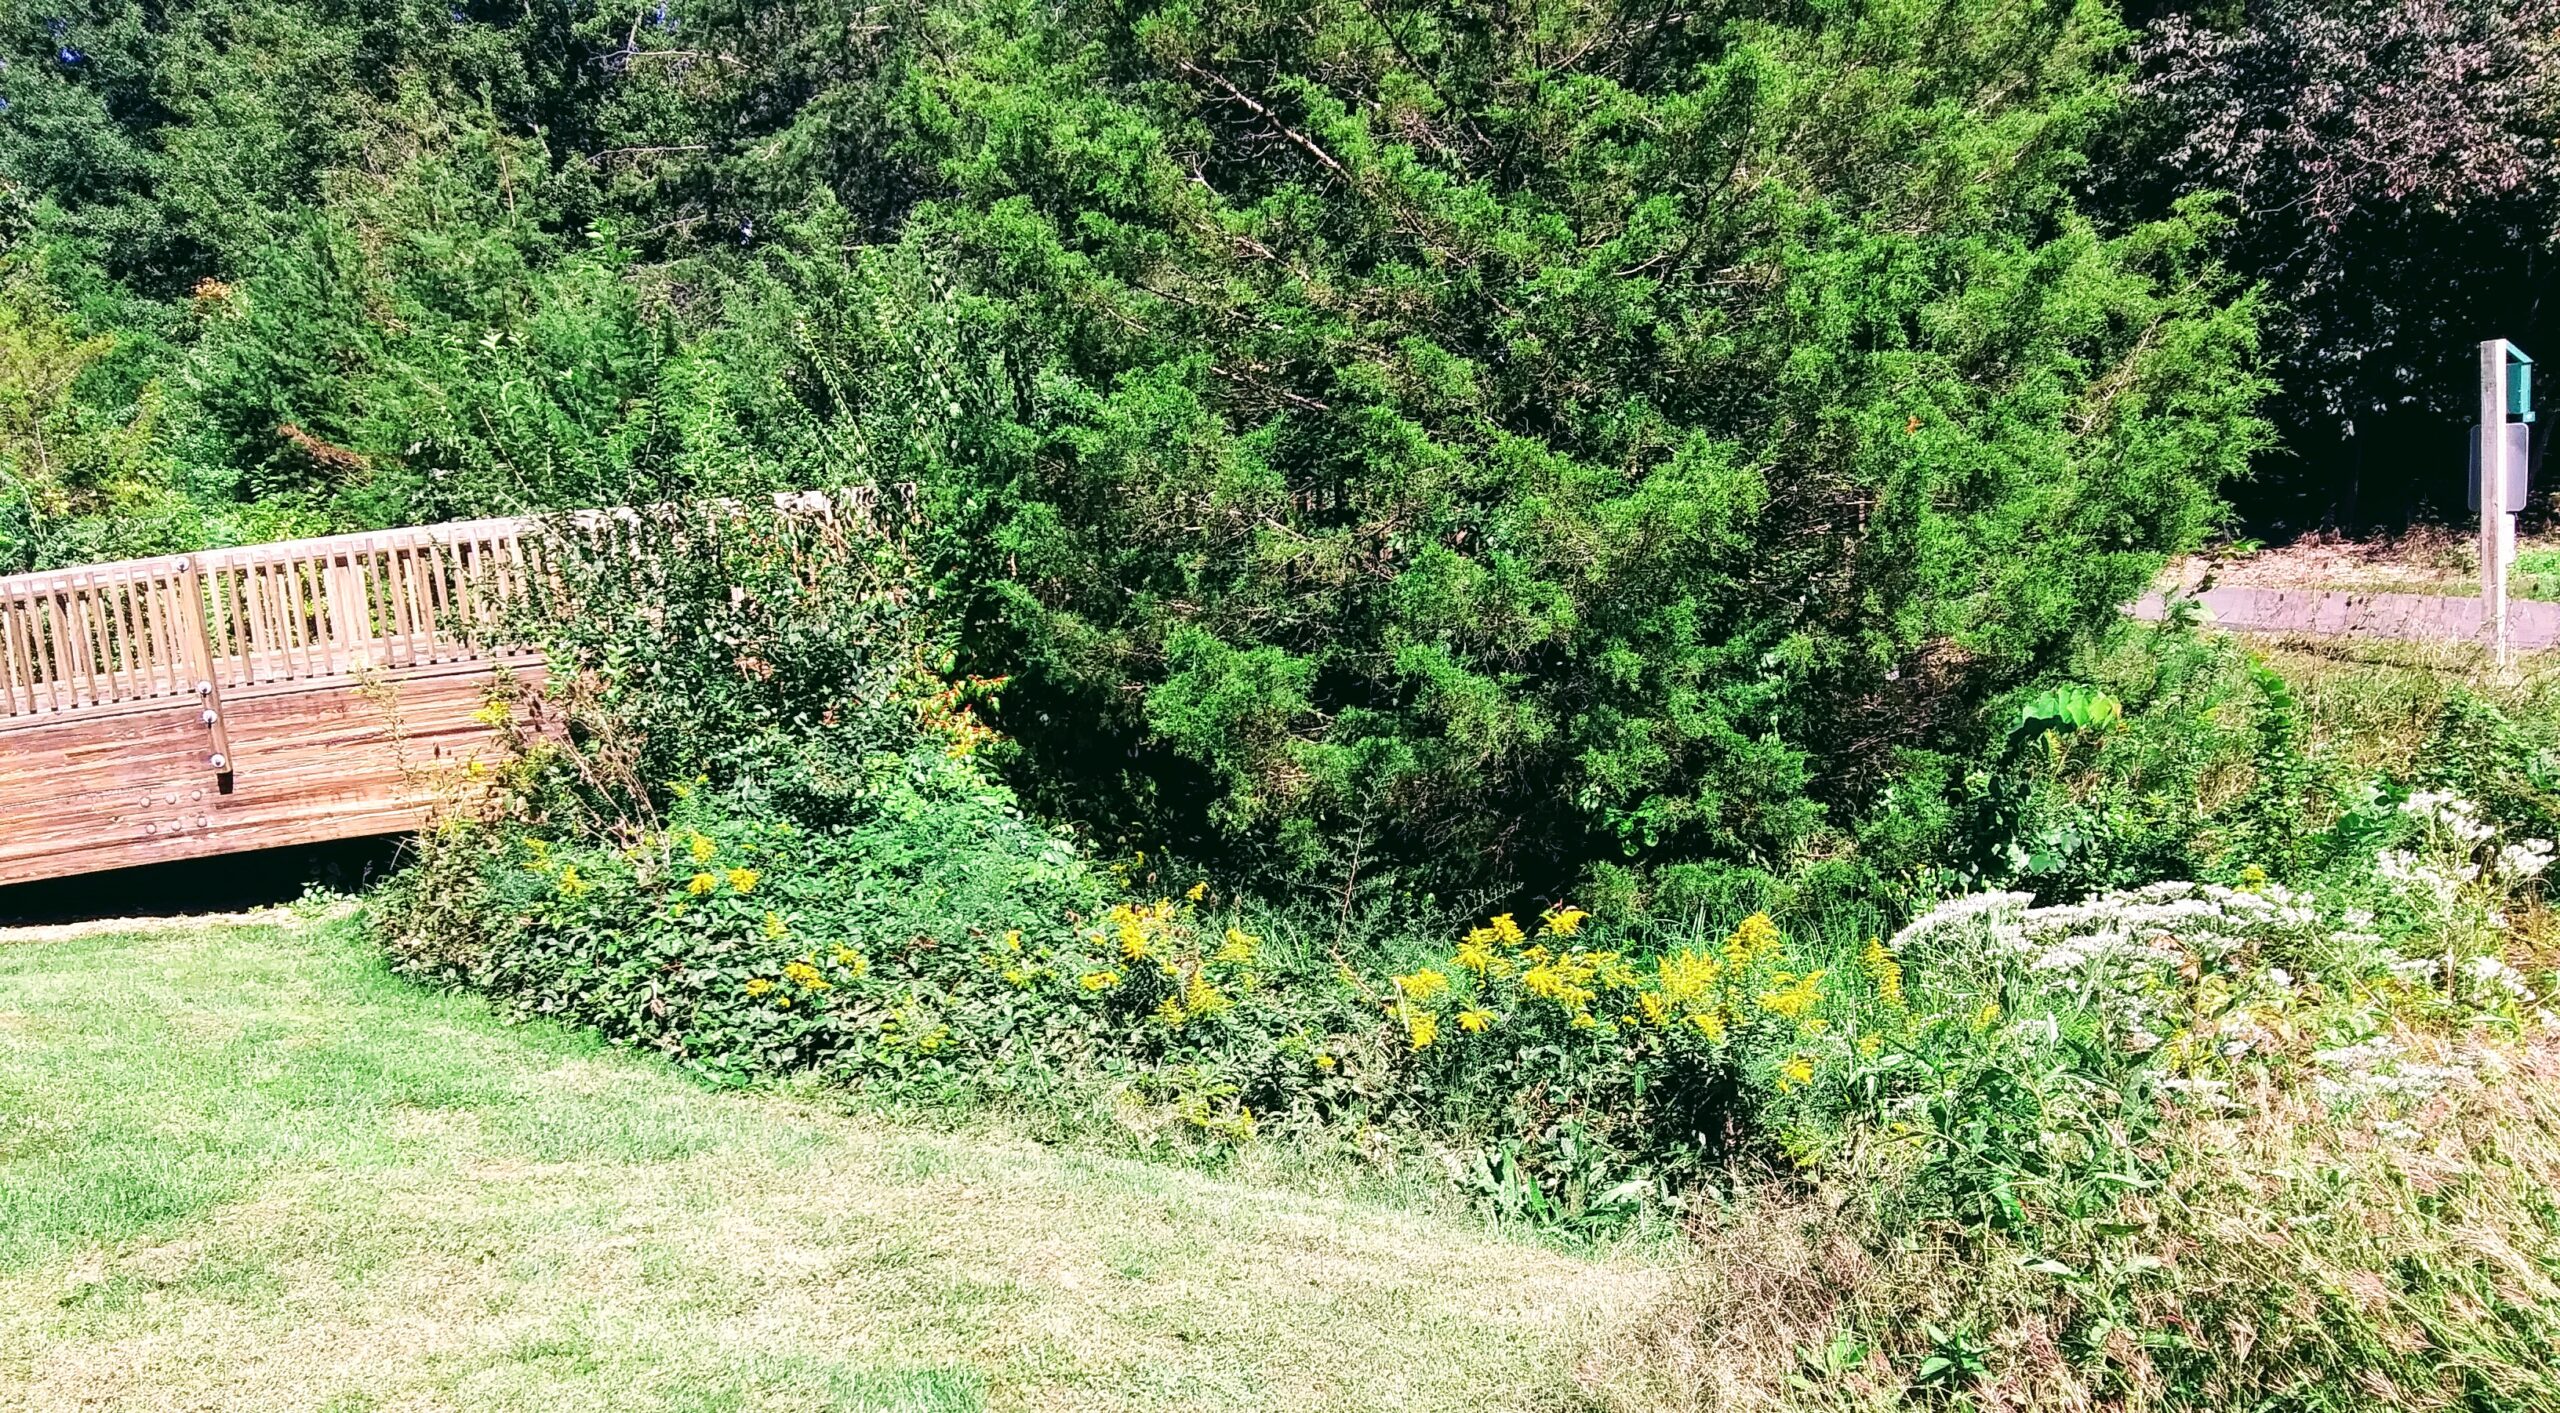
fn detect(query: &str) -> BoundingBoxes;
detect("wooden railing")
[0,517,539,723]
[0,488,907,726]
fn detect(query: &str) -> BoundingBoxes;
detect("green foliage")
[0,0,2268,902]
[1852,625,2560,911]
[0,252,175,569]
[2415,691,2560,843]
[857,0,2268,894]
[370,500,2560,1409]
[2015,685,2124,736]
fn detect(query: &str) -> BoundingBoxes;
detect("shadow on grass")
[0,835,408,925]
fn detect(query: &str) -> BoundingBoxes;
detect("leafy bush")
[1680,782,2560,1408]
[376,519,2560,1407]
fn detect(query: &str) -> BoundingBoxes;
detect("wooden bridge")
[0,519,546,887]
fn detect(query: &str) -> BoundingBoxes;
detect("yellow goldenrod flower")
[727,867,759,894]
[687,871,718,896]
[1723,912,1784,972]
[744,977,775,996]
[1154,996,1188,1028]
[1756,969,1826,1021]
[783,959,830,991]
[1001,929,1023,953]
[1456,1007,1496,1033]
[1541,905,1589,937]
[555,864,589,897]
[1972,1001,2003,1032]
[1779,1054,1816,1090]
[1858,1031,1884,1057]
[1637,991,1672,1027]
[689,832,716,863]
[1107,900,1171,962]
[1186,881,1208,902]
[1656,946,1723,1006]
[1405,1009,1439,1049]
[1861,937,1905,1009]
[1217,927,1260,964]
[1490,913,1526,947]
[1394,969,1451,1003]
[1689,1009,1728,1042]
[764,911,787,941]
[1183,974,1230,1018]
[1314,1053,1337,1071]
[1454,936,1495,974]
[1079,970,1122,992]
[1521,953,1600,1012]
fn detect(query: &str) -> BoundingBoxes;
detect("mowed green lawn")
[0,916,1672,1413]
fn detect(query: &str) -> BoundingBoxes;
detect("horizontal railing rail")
[0,519,537,722]
[0,487,909,724]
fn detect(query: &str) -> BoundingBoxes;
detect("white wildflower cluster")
[2384,954,2440,987]
[2401,790,2494,846]
[1889,881,2325,1046]
[2310,1035,2472,1126]
[2462,954,2533,1005]
[2375,848,2471,905]
[2158,1076,2234,1110]
[2495,838,2555,881]
[2383,789,2548,895]
[2332,907,2385,953]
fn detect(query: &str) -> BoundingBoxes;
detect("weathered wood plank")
[0,656,546,887]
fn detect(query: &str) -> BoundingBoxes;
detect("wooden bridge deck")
[0,519,546,887]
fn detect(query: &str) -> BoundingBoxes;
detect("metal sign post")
[2482,339,2516,668]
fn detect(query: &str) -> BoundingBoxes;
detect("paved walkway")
[2130,586,2560,650]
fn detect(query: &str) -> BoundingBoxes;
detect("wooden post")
[2482,339,2514,670]
[177,554,238,785]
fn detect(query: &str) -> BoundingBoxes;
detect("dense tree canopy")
[0,0,2318,893]
[2117,0,2560,527]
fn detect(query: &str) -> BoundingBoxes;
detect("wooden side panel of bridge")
[0,519,546,888]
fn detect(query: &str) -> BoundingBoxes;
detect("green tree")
[0,257,171,570]
[827,0,2269,895]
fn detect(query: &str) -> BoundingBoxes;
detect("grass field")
[0,914,1675,1413]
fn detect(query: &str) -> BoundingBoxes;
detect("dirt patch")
[2171,526,2559,599]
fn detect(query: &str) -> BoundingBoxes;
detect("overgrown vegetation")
[372,501,2560,1408]
[7,2,2558,1408]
